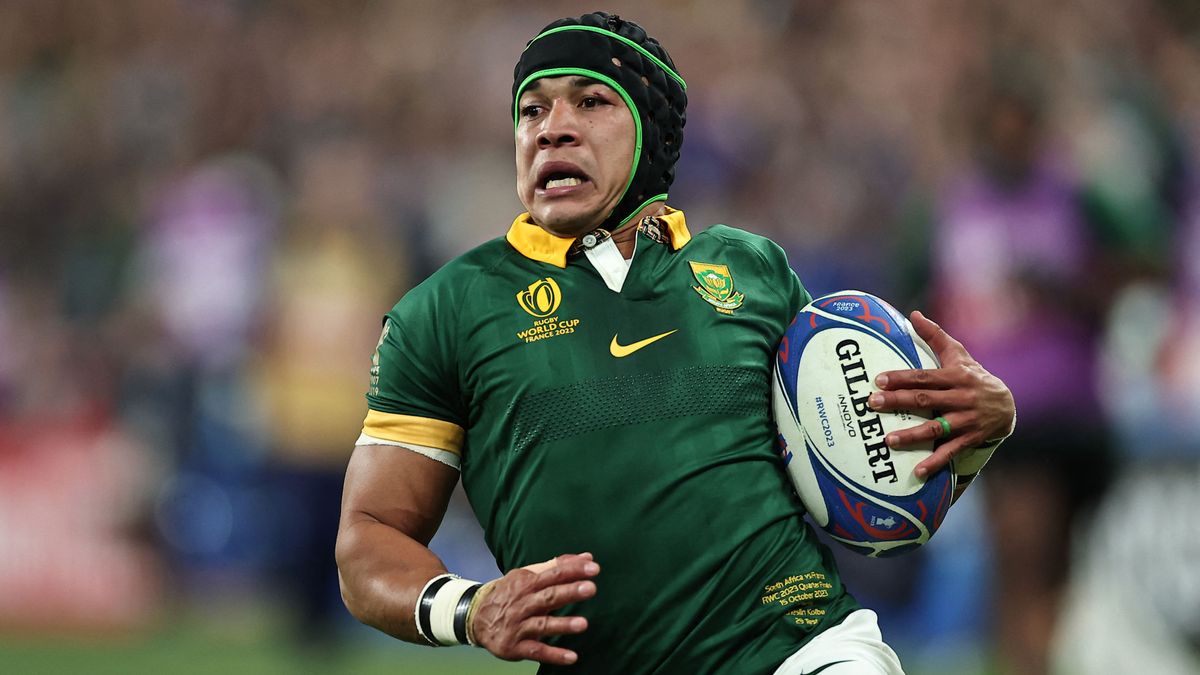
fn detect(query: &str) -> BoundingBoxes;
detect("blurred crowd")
[1,1,1198,673]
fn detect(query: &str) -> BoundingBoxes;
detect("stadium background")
[1,0,1198,673]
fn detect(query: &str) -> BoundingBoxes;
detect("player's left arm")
[868,310,1016,501]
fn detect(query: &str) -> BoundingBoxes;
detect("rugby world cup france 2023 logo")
[515,277,579,344]
[517,278,561,318]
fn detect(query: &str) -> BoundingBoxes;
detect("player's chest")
[461,258,779,400]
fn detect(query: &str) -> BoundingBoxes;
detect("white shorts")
[773,609,905,675]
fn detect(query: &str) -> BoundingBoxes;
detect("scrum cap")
[513,12,688,231]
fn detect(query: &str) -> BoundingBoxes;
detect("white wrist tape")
[953,410,1017,481]
[414,573,483,647]
[952,437,1002,478]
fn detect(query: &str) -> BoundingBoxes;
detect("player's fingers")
[518,614,589,640]
[868,387,968,413]
[876,357,989,392]
[882,417,942,450]
[884,411,969,450]
[915,435,973,478]
[521,551,591,575]
[472,575,592,662]
[874,366,954,391]
[531,556,600,592]
[521,579,597,616]
[909,311,972,364]
[511,639,580,666]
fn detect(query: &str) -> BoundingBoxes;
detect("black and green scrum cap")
[513,12,688,231]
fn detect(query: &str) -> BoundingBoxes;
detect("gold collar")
[505,207,692,268]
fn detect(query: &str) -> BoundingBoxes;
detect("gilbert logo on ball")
[772,291,955,558]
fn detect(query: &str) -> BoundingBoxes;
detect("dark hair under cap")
[513,12,687,231]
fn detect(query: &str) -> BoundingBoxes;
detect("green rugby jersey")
[362,208,859,674]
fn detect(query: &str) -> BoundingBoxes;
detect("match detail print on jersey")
[609,329,678,358]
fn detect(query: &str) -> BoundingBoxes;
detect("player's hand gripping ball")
[772,291,955,557]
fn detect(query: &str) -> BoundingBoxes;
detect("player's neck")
[612,201,667,259]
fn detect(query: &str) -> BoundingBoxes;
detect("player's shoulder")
[691,223,790,269]
[434,235,516,280]
[388,235,513,314]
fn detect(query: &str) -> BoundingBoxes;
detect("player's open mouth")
[545,175,583,189]
[536,162,591,195]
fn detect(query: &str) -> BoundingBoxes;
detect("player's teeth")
[546,177,582,189]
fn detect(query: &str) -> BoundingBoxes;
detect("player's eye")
[580,95,608,109]
[519,103,544,119]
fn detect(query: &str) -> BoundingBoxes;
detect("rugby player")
[336,12,1015,674]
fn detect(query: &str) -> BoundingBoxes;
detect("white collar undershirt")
[583,234,635,293]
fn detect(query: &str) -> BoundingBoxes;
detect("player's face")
[515,76,636,236]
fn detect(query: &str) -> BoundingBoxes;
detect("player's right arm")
[349,280,600,663]
[336,443,458,641]
[336,444,600,665]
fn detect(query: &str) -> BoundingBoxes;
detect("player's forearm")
[335,515,449,643]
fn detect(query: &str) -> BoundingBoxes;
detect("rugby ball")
[772,291,955,558]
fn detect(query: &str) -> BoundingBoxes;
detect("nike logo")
[609,329,678,358]
[800,660,851,675]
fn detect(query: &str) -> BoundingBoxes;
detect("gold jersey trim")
[505,207,692,268]
[362,410,464,455]
[658,207,691,249]
[355,432,461,470]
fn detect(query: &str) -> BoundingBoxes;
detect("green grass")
[0,638,534,675]
[0,605,993,674]
[0,610,536,675]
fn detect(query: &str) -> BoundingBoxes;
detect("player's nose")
[537,102,580,148]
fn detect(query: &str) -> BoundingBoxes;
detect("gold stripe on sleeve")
[362,410,464,455]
